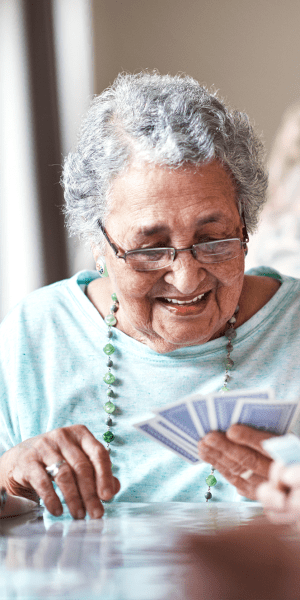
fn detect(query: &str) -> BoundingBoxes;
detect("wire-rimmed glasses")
[98,220,248,272]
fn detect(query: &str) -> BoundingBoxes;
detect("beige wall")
[92,0,300,155]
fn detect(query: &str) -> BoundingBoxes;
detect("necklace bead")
[103,372,116,385]
[103,431,115,443]
[208,304,239,501]
[225,328,237,340]
[206,474,217,487]
[104,400,116,414]
[225,357,234,369]
[103,343,115,355]
[105,315,117,327]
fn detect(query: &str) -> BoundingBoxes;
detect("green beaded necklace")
[102,294,239,503]
[205,304,240,501]
[102,293,119,455]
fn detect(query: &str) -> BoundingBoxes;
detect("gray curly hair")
[62,71,268,250]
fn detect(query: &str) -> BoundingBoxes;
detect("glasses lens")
[125,248,174,271]
[193,239,241,263]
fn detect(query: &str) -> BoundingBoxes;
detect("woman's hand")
[198,424,274,499]
[257,461,300,525]
[0,425,120,519]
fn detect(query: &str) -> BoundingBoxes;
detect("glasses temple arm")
[241,211,249,245]
[98,220,120,256]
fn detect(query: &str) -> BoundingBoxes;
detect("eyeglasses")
[98,220,248,272]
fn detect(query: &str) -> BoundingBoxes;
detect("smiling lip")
[157,291,211,316]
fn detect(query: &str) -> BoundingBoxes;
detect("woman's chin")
[149,318,217,353]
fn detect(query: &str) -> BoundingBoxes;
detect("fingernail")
[54,508,62,517]
[76,509,85,519]
[103,488,113,498]
[92,508,103,519]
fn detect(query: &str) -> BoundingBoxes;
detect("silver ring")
[240,469,253,480]
[45,460,66,479]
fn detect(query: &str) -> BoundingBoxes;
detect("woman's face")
[102,160,246,353]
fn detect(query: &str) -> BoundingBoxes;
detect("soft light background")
[1,0,300,321]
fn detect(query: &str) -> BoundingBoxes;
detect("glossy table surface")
[0,501,264,600]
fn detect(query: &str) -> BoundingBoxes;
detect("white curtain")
[0,0,94,323]
[0,0,44,321]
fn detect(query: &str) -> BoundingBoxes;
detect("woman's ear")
[95,256,106,275]
[91,243,106,274]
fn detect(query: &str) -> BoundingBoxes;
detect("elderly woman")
[0,72,300,520]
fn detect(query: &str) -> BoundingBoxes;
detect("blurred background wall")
[1,0,300,321]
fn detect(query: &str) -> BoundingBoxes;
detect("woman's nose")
[163,251,207,294]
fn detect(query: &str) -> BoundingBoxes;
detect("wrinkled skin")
[0,425,120,519]
[198,424,275,499]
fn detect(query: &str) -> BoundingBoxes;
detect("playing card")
[133,388,296,465]
[210,389,274,432]
[262,433,300,465]
[152,416,200,457]
[186,395,211,436]
[231,399,299,435]
[133,417,200,464]
[153,399,204,440]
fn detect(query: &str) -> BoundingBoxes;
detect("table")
[0,502,263,599]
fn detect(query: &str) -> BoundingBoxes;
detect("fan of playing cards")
[133,389,300,465]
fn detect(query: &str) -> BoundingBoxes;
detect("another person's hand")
[257,461,300,525]
[198,424,274,499]
[0,425,120,519]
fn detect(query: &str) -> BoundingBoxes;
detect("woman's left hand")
[198,424,274,499]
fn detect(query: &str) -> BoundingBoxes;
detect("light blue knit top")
[1,267,299,503]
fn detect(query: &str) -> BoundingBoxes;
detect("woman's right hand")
[0,425,120,519]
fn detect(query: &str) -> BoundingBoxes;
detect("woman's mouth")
[157,291,211,315]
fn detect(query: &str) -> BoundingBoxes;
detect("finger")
[57,447,104,520]
[226,424,276,456]
[13,460,64,517]
[199,431,271,478]
[78,429,118,499]
[199,440,243,475]
[41,450,88,519]
[112,475,121,495]
[34,439,88,519]
[219,466,265,500]
[0,495,39,518]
